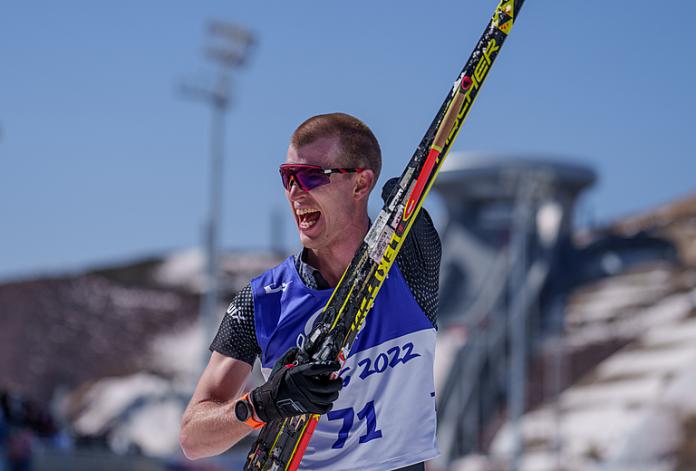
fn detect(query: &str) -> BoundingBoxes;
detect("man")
[180,113,441,470]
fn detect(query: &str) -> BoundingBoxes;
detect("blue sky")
[1,1,694,280]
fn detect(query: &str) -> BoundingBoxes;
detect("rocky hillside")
[0,248,282,458]
[456,193,696,471]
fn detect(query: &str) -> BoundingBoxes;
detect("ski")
[245,1,526,469]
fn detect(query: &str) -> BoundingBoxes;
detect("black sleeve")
[382,177,442,328]
[209,283,262,366]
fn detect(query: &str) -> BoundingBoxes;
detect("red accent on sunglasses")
[279,164,365,192]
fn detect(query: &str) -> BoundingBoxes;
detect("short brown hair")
[290,113,381,182]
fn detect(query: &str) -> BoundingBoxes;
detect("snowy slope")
[487,270,696,471]
[453,193,696,471]
[0,247,282,458]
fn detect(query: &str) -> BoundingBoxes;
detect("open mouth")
[295,207,321,230]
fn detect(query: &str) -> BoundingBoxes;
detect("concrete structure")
[433,153,596,468]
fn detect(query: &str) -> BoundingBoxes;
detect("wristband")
[234,392,265,430]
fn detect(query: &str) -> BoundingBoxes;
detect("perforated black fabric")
[209,284,260,365]
[382,177,441,327]
[396,208,441,328]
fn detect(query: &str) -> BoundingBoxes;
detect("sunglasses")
[279,164,365,192]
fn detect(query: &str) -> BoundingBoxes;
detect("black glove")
[250,348,343,423]
[381,177,400,203]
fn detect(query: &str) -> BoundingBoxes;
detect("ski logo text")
[446,37,500,146]
[351,232,401,333]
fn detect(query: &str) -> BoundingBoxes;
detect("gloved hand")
[250,347,343,423]
[381,177,400,203]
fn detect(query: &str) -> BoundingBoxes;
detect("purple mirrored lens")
[279,166,330,191]
[296,171,330,191]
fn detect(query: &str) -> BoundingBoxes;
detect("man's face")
[284,136,364,251]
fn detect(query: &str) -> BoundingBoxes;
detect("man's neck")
[304,214,369,287]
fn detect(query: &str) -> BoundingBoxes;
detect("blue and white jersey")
[251,256,439,471]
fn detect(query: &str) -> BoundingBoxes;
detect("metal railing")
[436,172,562,467]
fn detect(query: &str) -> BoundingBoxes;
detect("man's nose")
[287,177,306,199]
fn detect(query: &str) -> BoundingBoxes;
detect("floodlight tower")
[182,21,254,372]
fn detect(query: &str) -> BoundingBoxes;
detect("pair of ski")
[245,1,526,469]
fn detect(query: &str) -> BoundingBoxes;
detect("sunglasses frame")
[279,164,365,192]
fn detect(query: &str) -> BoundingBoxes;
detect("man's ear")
[353,169,375,200]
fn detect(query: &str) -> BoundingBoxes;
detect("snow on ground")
[148,321,206,384]
[70,372,188,457]
[479,268,696,471]
[68,309,267,458]
[62,248,283,458]
[564,267,677,347]
[567,268,673,320]
[597,344,696,378]
[73,373,178,436]
[643,316,696,346]
[153,248,283,293]
[561,376,664,410]
[565,279,694,351]
[106,284,181,312]
[108,396,183,457]
[68,322,213,456]
[153,248,204,292]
